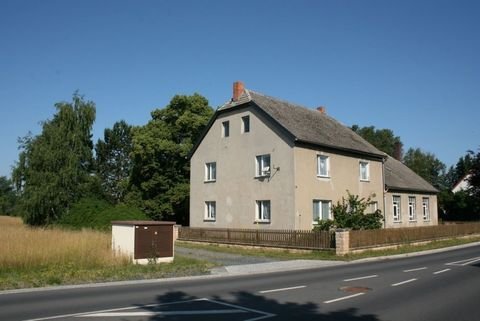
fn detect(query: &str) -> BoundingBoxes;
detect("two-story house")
[189,82,438,230]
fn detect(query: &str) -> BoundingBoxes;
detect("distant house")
[189,82,438,229]
[452,174,472,194]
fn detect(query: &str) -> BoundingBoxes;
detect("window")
[368,201,378,213]
[313,200,331,222]
[317,155,330,177]
[256,200,271,222]
[256,154,271,177]
[205,201,216,221]
[359,161,370,181]
[393,195,401,222]
[422,198,430,221]
[205,162,216,182]
[408,197,416,221]
[222,121,229,137]
[242,116,250,133]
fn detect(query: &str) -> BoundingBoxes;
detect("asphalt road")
[1,244,480,321]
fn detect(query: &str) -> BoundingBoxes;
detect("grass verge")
[177,236,480,261]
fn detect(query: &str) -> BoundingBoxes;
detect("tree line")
[0,93,478,226]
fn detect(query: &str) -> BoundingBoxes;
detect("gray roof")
[220,89,385,158]
[384,156,438,193]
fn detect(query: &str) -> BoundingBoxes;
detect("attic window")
[222,121,230,137]
[242,116,250,133]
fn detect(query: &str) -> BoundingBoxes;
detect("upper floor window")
[359,161,370,181]
[393,195,401,222]
[256,200,271,222]
[313,200,331,222]
[256,154,271,177]
[422,197,430,221]
[222,121,230,137]
[242,116,250,133]
[205,201,216,221]
[408,196,416,221]
[317,155,330,177]
[205,162,216,182]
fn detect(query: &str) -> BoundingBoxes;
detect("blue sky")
[1,0,479,178]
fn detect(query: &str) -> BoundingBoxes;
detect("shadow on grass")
[138,290,381,321]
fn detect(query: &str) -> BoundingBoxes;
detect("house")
[452,173,472,194]
[189,82,438,229]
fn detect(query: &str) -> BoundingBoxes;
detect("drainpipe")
[382,157,387,229]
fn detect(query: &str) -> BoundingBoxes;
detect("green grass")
[0,256,215,291]
[177,236,480,262]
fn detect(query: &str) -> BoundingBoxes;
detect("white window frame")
[313,200,331,223]
[408,196,416,221]
[317,155,330,178]
[255,154,271,177]
[205,201,216,221]
[368,201,378,213]
[222,121,229,137]
[422,197,430,221]
[205,162,216,182]
[242,115,250,133]
[393,195,401,222]
[256,200,271,223]
[359,161,370,181]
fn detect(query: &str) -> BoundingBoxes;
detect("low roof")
[384,156,438,193]
[220,89,385,158]
[111,221,176,226]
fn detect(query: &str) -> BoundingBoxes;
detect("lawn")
[0,216,214,290]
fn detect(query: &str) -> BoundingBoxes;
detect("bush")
[58,198,149,231]
[313,191,383,231]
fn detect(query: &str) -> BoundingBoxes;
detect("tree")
[0,176,16,215]
[444,152,474,189]
[95,120,133,203]
[467,149,480,200]
[403,148,446,189]
[12,93,96,225]
[351,125,403,160]
[128,93,214,224]
[314,192,383,231]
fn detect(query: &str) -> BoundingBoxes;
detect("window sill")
[409,220,417,223]
[203,219,216,222]
[204,180,216,183]
[255,175,270,179]
[360,179,370,182]
[316,175,331,179]
[254,220,271,224]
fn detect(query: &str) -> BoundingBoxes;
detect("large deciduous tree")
[403,147,446,189]
[12,93,96,225]
[351,125,403,160]
[128,93,213,224]
[0,176,16,215]
[95,120,133,203]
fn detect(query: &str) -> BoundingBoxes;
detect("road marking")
[446,256,480,266]
[343,275,378,282]
[259,285,306,294]
[78,309,246,317]
[324,293,365,304]
[403,267,427,272]
[391,278,417,287]
[433,268,451,275]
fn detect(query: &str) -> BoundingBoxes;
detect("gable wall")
[189,105,296,229]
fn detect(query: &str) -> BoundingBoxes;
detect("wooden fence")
[178,227,335,250]
[350,223,480,249]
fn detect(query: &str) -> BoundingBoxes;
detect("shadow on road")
[138,290,382,321]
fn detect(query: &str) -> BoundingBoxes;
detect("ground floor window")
[393,196,401,222]
[205,201,216,221]
[256,200,271,222]
[422,197,430,221]
[408,197,416,221]
[313,200,331,222]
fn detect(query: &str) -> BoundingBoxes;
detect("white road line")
[259,285,306,294]
[391,278,417,287]
[323,293,365,304]
[78,310,246,317]
[433,268,451,275]
[446,256,480,266]
[343,275,378,282]
[403,267,427,272]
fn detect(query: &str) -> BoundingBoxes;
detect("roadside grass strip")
[445,256,480,266]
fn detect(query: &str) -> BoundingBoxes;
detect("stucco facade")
[384,191,438,228]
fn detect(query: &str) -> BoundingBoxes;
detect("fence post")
[335,229,350,256]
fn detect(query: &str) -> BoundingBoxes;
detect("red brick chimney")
[232,81,245,101]
[317,106,326,114]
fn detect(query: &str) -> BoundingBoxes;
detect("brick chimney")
[232,81,245,102]
[317,106,326,114]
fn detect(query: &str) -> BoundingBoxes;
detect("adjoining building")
[189,82,438,230]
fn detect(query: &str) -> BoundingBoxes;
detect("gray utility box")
[111,221,176,264]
